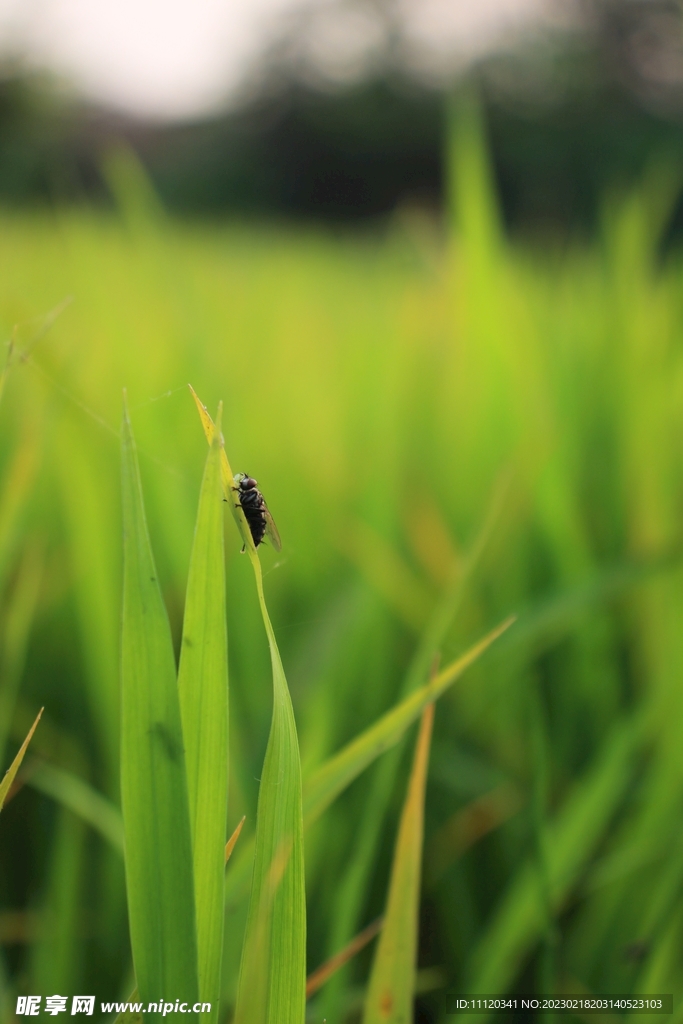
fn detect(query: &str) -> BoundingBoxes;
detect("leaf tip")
[188,383,207,418]
[225,815,246,865]
[213,400,224,441]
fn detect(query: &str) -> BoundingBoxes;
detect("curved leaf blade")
[362,704,434,1024]
[235,552,306,1024]
[26,762,124,853]
[191,388,306,1024]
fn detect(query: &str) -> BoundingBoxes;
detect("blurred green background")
[4,1,683,1021]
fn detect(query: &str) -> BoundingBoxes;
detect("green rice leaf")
[306,918,383,999]
[225,816,246,864]
[29,807,85,995]
[0,708,42,811]
[191,388,306,1024]
[26,762,124,853]
[56,415,121,792]
[234,550,306,1024]
[363,703,434,1024]
[120,394,199,1012]
[178,403,229,1024]
[447,87,504,267]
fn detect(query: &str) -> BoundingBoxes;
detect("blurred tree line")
[2,0,683,235]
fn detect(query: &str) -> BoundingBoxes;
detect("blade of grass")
[7,701,79,764]
[188,386,252,551]
[24,761,124,853]
[56,416,121,792]
[178,402,229,1024]
[225,817,246,864]
[0,708,42,810]
[102,144,166,230]
[233,846,288,1024]
[362,703,434,1024]
[29,807,85,996]
[120,393,199,1012]
[630,841,683,992]
[306,918,383,999]
[191,386,306,1024]
[447,87,503,263]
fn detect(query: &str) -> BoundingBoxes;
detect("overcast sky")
[0,0,571,120]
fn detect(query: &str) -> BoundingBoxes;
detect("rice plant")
[1,91,683,1023]
[116,385,507,1022]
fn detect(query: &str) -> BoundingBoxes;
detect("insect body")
[232,473,282,551]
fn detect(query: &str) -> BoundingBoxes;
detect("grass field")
[2,98,683,1022]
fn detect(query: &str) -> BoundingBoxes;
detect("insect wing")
[263,506,282,552]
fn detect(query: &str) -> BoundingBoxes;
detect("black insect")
[232,473,282,551]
